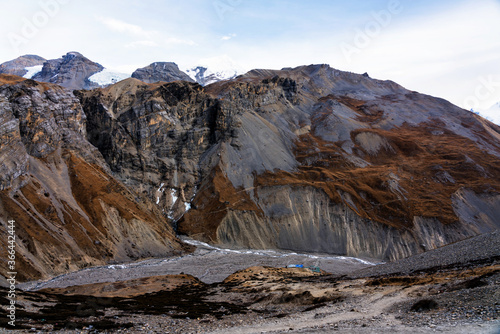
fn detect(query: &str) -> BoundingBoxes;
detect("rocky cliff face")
[2,63,500,281]
[0,74,186,281]
[75,78,225,223]
[131,62,194,84]
[32,52,104,90]
[0,55,46,77]
[75,65,500,262]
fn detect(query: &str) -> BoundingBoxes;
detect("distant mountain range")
[0,52,243,90]
[2,52,497,126]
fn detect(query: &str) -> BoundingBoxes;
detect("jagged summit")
[0,52,248,89]
[31,52,104,90]
[0,52,131,90]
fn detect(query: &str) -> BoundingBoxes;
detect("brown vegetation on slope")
[0,150,185,281]
[256,120,500,229]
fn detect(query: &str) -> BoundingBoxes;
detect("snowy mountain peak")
[183,55,246,86]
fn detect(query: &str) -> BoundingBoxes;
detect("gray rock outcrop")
[32,52,104,90]
[131,62,194,84]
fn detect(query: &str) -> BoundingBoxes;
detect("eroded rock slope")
[0,74,186,281]
[77,65,500,261]
[2,63,500,282]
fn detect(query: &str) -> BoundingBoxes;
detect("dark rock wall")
[0,76,186,281]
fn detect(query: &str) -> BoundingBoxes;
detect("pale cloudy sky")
[0,0,499,114]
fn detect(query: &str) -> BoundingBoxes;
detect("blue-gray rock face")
[132,62,194,84]
[32,52,104,90]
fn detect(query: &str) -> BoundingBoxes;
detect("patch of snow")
[182,55,247,86]
[88,68,130,86]
[170,189,178,207]
[156,183,166,205]
[184,202,191,211]
[107,264,127,270]
[184,67,198,83]
[166,189,180,221]
[23,65,43,79]
[180,237,380,265]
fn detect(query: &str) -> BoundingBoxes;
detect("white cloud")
[96,16,196,49]
[221,33,237,41]
[332,0,500,110]
[96,16,157,39]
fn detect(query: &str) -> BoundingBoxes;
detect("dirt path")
[206,283,409,334]
[207,281,499,334]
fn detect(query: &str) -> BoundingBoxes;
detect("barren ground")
[1,232,499,333]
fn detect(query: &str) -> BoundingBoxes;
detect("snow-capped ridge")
[182,55,246,86]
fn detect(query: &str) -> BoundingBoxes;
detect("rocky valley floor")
[1,232,499,333]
